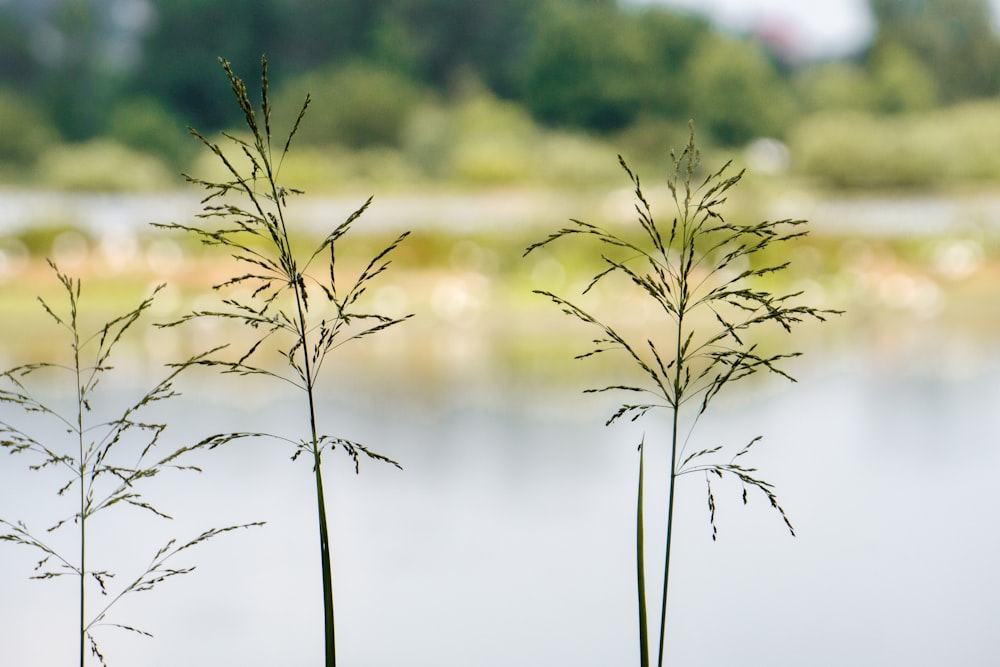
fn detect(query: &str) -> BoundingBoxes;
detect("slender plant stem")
[657,417,678,667]
[292,273,337,667]
[267,129,338,665]
[73,296,86,667]
[658,233,689,666]
[155,57,410,666]
[314,461,336,667]
[637,441,649,667]
[80,502,86,667]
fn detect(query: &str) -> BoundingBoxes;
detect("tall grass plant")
[0,262,259,666]
[527,126,837,665]
[155,56,412,667]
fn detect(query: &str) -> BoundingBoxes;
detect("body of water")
[1,338,999,666]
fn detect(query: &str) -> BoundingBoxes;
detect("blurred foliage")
[795,47,939,117]
[36,139,175,191]
[107,97,196,171]
[129,0,284,131]
[372,0,537,95]
[272,62,428,148]
[516,0,660,130]
[867,42,939,113]
[9,224,92,257]
[868,0,1000,102]
[612,116,691,173]
[0,6,39,89]
[795,62,880,114]
[182,83,622,190]
[441,93,539,183]
[272,0,382,71]
[790,101,1000,189]
[4,218,997,388]
[0,88,58,172]
[684,35,797,145]
[515,2,712,132]
[1,0,1000,191]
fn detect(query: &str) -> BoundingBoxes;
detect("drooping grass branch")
[526,125,838,667]
[154,56,412,667]
[0,262,261,667]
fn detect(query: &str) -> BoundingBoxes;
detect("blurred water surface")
[1,338,999,667]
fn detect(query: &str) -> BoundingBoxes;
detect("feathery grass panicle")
[526,124,839,667]
[0,262,261,667]
[154,56,412,667]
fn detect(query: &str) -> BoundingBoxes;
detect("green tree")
[271,62,427,148]
[636,8,712,120]
[794,62,879,114]
[0,6,41,89]
[0,88,59,169]
[129,0,283,130]
[868,0,1000,101]
[868,42,938,112]
[515,0,655,131]
[273,0,382,72]
[683,35,797,145]
[35,0,125,140]
[107,97,195,170]
[371,0,537,95]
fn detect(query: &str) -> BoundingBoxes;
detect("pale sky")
[630,0,1000,60]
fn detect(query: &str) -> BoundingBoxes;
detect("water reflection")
[1,347,998,666]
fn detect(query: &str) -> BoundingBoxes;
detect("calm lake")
[2,328,999,666]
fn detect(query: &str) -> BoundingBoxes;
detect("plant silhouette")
[527,126,838,666]
[0,262,260,666]
[155,56,412,667]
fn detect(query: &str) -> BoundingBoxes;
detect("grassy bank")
[3,210,998,395]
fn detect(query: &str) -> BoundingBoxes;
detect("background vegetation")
[3,0,1000,191]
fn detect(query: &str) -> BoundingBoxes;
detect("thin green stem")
[292,271,336,667]
[657,413,679,667]
[637,441,649,667]
[73,290,86,667]
[314,460,336,667]
[80,468,86,667]
[658,208,690,667]
[262,100,337,664]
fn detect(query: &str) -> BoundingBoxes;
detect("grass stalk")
[527,123,839,664]
[0,262,260,665]
[636,438,649,667]
[155,56,411,666]
[292,226,338,665]
[315,465,336,665]
[657,404,679,667]
[75,305,86,667]
[657,279,686,667]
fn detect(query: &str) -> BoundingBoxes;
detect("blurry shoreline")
[7,185,1000,237]
[2,185,1000,397]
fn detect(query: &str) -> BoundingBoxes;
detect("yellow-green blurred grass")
[5,223,999,394]
[790,101,1000,190]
